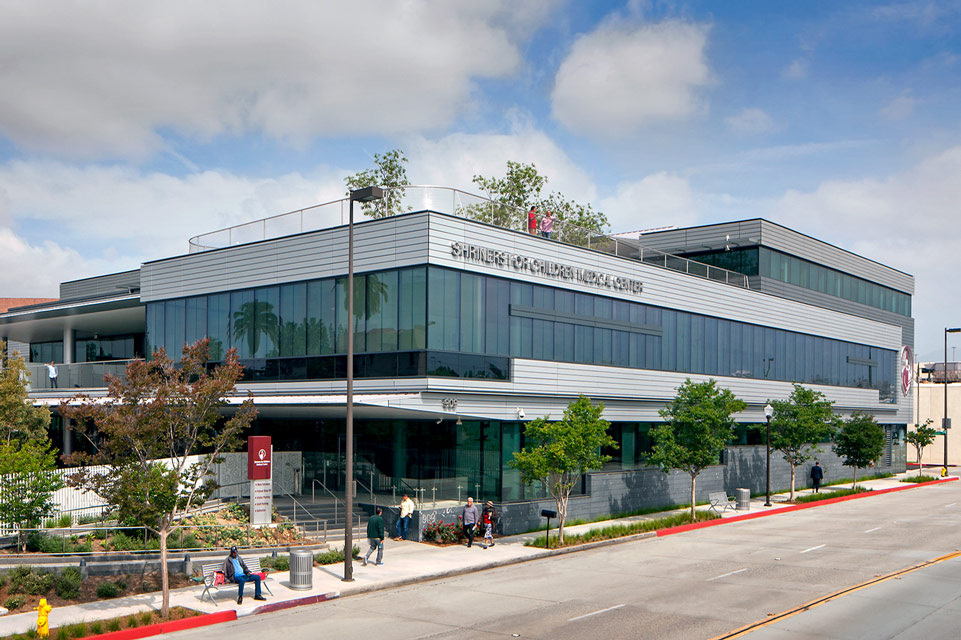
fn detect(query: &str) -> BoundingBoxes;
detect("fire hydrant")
[35,598,52,638]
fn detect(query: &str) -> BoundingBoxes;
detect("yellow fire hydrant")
[35,598,51,638]
[942,466,949,478]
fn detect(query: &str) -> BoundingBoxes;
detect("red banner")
[247,436,272,480]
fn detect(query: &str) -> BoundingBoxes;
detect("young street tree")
[769,384,841,500]
[344,148,410,218]
[906,419,937,477]
[652,379,746,519]
[832,412,885,489]
[509,395,616,545]
[0,343,62,550]
[61,339,257,617]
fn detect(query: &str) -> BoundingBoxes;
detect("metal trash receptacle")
[289,549,313,590]
[735,488,751,510]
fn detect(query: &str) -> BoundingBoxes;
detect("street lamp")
[944,327,961,473]
[764,403,774,507]
[343,186,384,583]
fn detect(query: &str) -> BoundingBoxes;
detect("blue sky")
[0,1,959,359]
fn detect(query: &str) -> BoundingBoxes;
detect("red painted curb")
[657,477,959,537]
[81,610,237,640]
[251,591,338,614]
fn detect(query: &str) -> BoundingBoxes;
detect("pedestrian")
[395,493,414,540]
[363,506,386,566]
[810,460,824,493]
[527,206,538,235]
[462,496,479,548]
[46,361,58,389]
[481,501,497,549]
[540,210,555,239]
[223,545,265,605]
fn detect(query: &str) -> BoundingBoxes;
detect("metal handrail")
[311,479,342,524]
[186,185,749,289]
[354,476,375,505]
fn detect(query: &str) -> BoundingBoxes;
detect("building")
[0,187,913,533]
[913,363,961,468]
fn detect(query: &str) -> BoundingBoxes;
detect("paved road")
[169,482,961,640]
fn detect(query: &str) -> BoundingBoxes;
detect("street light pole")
[764,403,774,507]
[944,328,961,472]
[343,186,384,583]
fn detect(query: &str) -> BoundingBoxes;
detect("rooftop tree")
[769,384,842,501]
[344,148,410,218]
[61,339,257,618]
[652,379,746,519]
[510,395,616,546]
[833,412,885,489]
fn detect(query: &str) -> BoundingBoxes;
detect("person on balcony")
[527,206,538,234]
[45,361,58,389]
[540,211,555,239]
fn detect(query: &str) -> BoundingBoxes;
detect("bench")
[708,491,737,514]
[195,557,273,605]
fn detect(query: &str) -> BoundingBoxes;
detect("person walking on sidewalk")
[462,496,479,548]
[810,460,824,493]
[224,546,265,605]
[363,507,386,566]
[395,493,415,540]
[481,501,497,549]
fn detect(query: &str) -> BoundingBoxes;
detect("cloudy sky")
[0,1,959,359]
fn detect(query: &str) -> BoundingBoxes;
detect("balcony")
[25,360,136,392]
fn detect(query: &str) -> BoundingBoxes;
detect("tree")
[652,379,746,519]
[906,419,937,477]
[833,412,885,489]
[0,341,51,444]
[0,439,64,551]
[470,161,610,240]
[0,343,61,549]
[344,149,410,218]
[61,339,257,618]
[769,384,841,501]
[509,395,616,545]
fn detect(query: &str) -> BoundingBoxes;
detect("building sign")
[247,436,272,527]
[900,346,914,396]
[450,241,643,296]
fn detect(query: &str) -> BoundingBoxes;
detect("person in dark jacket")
[363,507,386,566]
[810,461,824,493]
[224,546,264,605]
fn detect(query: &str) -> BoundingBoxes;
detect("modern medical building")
[0,187,914,532]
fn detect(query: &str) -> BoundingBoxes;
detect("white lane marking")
[707,568,747,581]
[800,544,826,554]
[864,527,882,533]
[568,604,626,622]
[945,503,957,508]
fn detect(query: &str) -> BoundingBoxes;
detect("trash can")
[289,549,313,590]
[735,488,751,511]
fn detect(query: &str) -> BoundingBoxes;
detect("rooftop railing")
[188,185,748,289]
[25,360,136,391]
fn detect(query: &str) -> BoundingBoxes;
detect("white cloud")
[725,108,776,134]
[771,144,961,360]
[880,92,917,121]
[0,2,542,158]
[783,59,808,79]
[598,172,698,232]
[0,228,90,297]
[551,20,712,138]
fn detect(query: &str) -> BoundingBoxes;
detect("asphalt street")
[166,482,961,640]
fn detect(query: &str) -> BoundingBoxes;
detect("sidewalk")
[0,470,952,637]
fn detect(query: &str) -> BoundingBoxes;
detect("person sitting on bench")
[224,546,265,605]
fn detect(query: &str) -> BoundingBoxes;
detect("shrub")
[114,579,128,592]
[56,626,71,640]
[108,531,145,552]
[794,487,870,503]
[901,474,938,483]
[54,571,81,600]
[96,582,119,599]
[89,622,103,636]
[314,546,360,565]
[525,511,719,548]
[3,595,25,610]
[423,521,462,544]
[66,622,86,638]
[106,618,122,632]
[261,555,290,571]
[9,566,53,595]
[126,615,139,629]
[140,611,153,626]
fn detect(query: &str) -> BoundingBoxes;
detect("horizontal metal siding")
[428,214,902,350]
[60,270,141,301]
[141,214,430,301]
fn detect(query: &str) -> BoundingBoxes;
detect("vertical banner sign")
[900,346,914,396]
[247,436,273,527]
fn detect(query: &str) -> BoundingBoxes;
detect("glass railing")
[25,360,137,391]
[187,185,748,288]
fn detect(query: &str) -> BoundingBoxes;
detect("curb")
[248,591,339,616]
[657,477,960,537]
[79,610,237,640]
